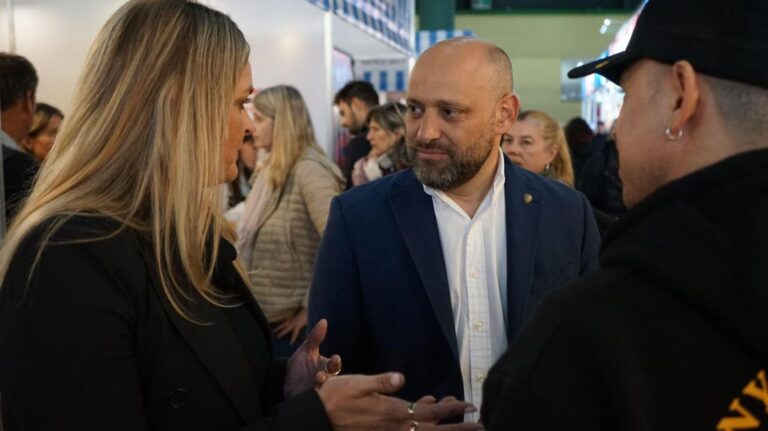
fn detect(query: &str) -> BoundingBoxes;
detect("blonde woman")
[502,110,616,235]
[237,85,344,358]
[20,103,63,162]
[501,110,575,186]
[0,1,478,429]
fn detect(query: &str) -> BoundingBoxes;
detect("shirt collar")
[0,129,19,151]
[423,147,507,216]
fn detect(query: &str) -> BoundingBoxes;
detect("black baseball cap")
[568,0,768,88]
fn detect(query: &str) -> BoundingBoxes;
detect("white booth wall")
[1,0,411,154]
[208,0,334,151]
[2,0,126,110]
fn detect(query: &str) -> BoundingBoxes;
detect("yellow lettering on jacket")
[717,398,760,431]
[743,370,768,413]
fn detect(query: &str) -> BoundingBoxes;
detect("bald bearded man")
[309,38,600,421]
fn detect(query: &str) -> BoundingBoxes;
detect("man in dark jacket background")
[333,80,379,189]
[482,0,768,430]
[0,53,40,233]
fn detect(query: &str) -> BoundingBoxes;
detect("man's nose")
[415,111,441,143]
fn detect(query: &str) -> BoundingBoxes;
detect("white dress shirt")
[423,148,508,422]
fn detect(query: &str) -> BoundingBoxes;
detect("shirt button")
[470,269,479,279]
[473,320,485,331]
[475,373,486,383]
[167,388,190,409]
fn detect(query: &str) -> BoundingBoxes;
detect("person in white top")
[310,37,600,425]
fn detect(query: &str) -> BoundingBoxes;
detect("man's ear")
[22,90,36,115]
[667,61,700,136]
[350,97,367,113]
[496,93,520,134]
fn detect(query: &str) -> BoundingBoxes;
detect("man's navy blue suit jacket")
[309,156,600,402]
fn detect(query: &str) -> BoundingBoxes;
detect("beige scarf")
[235,170,277,269]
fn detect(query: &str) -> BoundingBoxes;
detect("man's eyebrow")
[435,99,471,110]
[406,98,471,110]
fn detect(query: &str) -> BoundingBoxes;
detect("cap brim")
[567,51,639,86]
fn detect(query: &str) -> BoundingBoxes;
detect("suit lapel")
[504,158,543,341]
[389,170,459,362]
[139,243,263,424]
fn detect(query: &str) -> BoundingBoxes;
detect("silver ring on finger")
[323,362,340,376]
[410,420,419,431]
[407,402,417,419]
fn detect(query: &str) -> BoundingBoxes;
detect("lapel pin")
[523,193,533,204]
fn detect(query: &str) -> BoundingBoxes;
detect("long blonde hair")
[518,110,575,187]
[252,85,324,189]
[0,0,250,320]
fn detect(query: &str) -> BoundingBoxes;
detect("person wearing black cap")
[481,0,768,430]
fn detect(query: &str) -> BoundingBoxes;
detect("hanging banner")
[306,0,414,54]
[357,58,409,92]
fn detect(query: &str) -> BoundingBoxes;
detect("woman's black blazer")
[0,216,331,431]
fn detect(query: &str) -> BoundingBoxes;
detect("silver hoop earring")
[543,163,552,175]
[664,127,684,141]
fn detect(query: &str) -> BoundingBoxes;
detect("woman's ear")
[545,144,558,165]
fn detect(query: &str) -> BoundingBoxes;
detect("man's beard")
[406,126,496,191]
[347,112,366,135]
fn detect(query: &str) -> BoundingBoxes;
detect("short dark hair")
[333,80,379,108]
[703,75,768,143]
[0,53,38,111]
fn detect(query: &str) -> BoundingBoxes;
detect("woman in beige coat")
[237,85,344,357]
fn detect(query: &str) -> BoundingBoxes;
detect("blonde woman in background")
[20,103,63,162]
[0,1,478,429]
[501,110,575,186]
[237,85,344,358]
[502,110,616,235]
